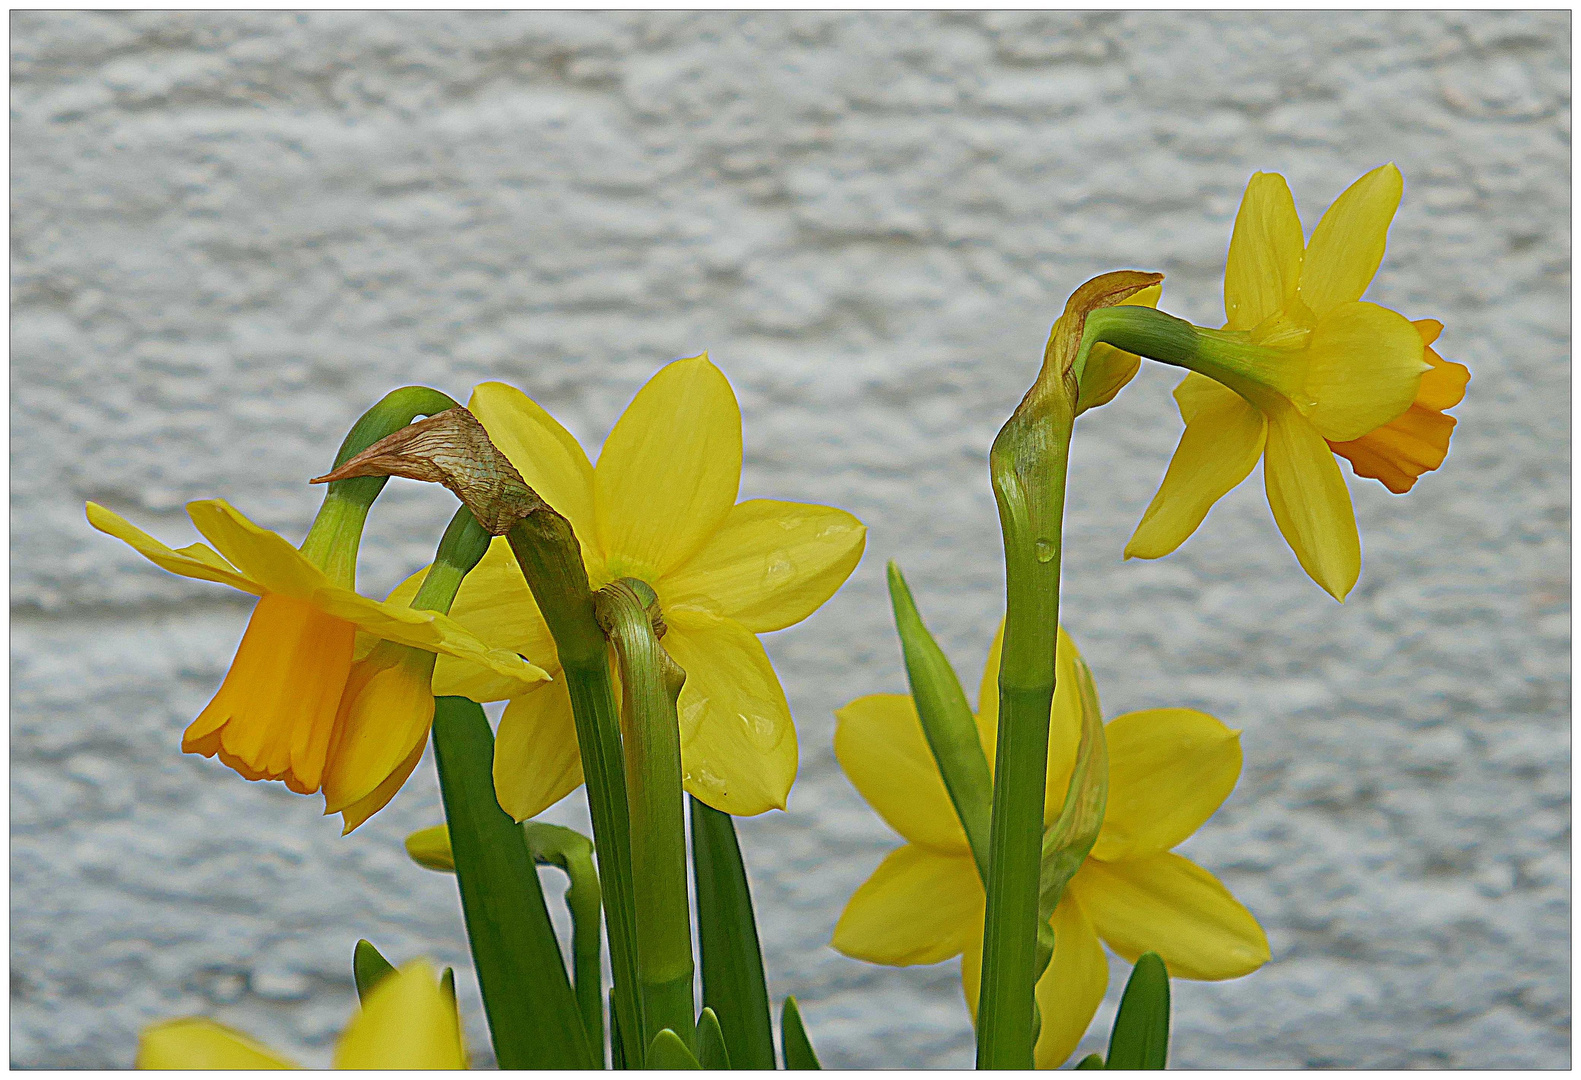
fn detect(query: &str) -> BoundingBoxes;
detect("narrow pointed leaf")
[691,796,777,1069]
[1106,952,1170,1069]
[696,1007,732,1070]
[431,696,594,1069]
[352,940,396,1003]
[1076,1053,1106,1069]
[610,989,627,1071]
[648,1029,703,1069]
[781,997,822,1070]
[886,562,994,881]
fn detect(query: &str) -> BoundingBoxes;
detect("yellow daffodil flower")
[394,355,866,819]
[87,500,546,829]
[136,959,466,1069]
[832,623,1268,1069]
[1126,164,1467,600]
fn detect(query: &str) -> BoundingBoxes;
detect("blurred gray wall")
[11,11,1569,1068]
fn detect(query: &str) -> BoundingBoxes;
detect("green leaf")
[647,1029,702,1069]
[431,697,595,1069]
[886,562,995,883]
[610,989,627,1071]
[440,967,456,1005]
[780,997,822,1070]
[1075,1053,1106,1069]
[352,940,396,1003]
[691,796,777,1070]
[696,1007,731,1070]
[1105,952,1170,1069]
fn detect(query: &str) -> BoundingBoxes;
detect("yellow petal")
[321,644,437,814]
[1224,172,1305,331]
[833,693,969,854]
[832,844,981,966]
[187,502,550,688]
[1091,709,1242,862]
[1263,408,1359,600]
[185,499,550,683]
[975,620,1085,825]
[1076,284,1163,414]
[1033,894,1110,1069]
[961,933,983,1019]
[469,381,597,546]
[137,1018,301,1069]
[87,502,260,596]
[1297,163,1403,318]
[1300,301,1425,442]
[1073,853,1269,981]
[660,500,867,633]
[334,960,467,1069]
[186,499,327,600]
[594,355,743,582]
[340,734,428,834]
[975,620,1005,754]
[664,610,796,816]
[493,677,585,822]
[183,595,355,795]
[1125,377,1266,560]
[427,537,562,702]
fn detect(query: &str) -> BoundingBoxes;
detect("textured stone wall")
[11,10,1569,1068]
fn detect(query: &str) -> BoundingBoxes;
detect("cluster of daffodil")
[99,164,1464,1070]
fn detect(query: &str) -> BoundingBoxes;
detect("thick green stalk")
[527,822,606,1058]
[596,578,694,1051]
[300,386,458,587]
[505,515,645,1068]
[976,273,1159,1068]
[977,362,1076,1070]
[886,561,994,882]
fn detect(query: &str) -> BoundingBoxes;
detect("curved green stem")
[596,578,695,1051]
[527,822,606,1057]
[300,385,458,588]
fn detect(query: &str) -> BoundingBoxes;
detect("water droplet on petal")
[763,555,795,586]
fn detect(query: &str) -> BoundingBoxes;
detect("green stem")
[596,578,694,1050]
[527,822,606,1059]
[504,514,645,1068]
[977,371,1076,1070]
[886,561,993,883]
[1077,305,1297,414]
[300,386,458,587]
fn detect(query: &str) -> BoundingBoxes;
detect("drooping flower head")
[398,355,867,820]
[832,622,1267,1068]
[1126,165,1468,599]
[88,500,544,829]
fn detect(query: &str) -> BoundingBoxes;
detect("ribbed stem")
[977,367,1075,1069]
[505,515,644,1068]
[596,578,694,1050]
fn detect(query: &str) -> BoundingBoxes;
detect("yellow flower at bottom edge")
[1126,164,1469,600]
[87,500,546,830]
[136,960,466,1069]
[387,354,867,820]
[831,622,1268,1069]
